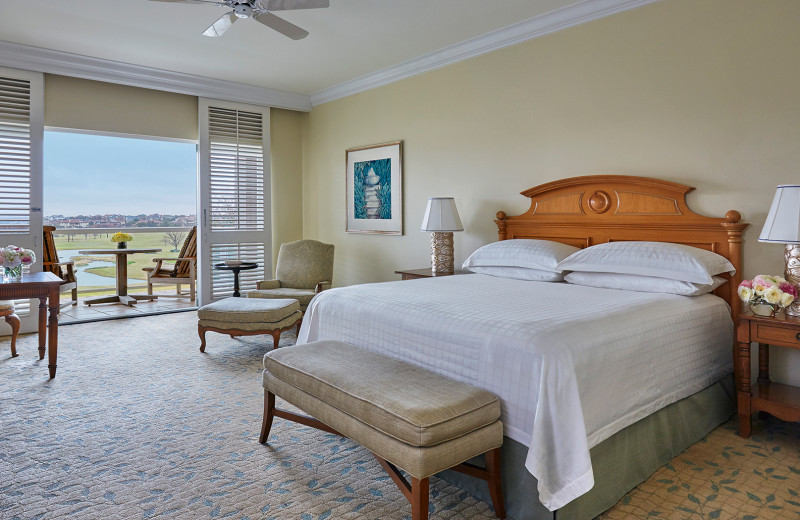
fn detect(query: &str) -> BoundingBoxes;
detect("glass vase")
[117,242,127,249]
[750,302,780,317]
[3,265,23,282]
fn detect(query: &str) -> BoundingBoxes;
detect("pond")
[58,249,144,289]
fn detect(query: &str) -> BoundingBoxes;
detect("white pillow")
[469,265,566,282]
[564,271,727,296]
[462,239,580,272]
[556,241,735,285]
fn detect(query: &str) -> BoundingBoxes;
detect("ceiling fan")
[149,0,329,40]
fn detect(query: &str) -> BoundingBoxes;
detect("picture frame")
[346,140,403,235]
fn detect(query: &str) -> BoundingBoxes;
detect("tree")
[164,232,186,252]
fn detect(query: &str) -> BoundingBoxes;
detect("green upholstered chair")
[246,239,334,312]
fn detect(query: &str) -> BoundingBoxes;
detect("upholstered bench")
[259,340,506,520]
[197,297,303,351]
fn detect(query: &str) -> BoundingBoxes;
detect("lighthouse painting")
[346,141,403,235]
[353,158,391,220]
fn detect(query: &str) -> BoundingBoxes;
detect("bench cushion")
[198,297,299,324]
[265,370,503,479]
[263,341,501,448]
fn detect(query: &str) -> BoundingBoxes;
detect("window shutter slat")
[0,75,31,234]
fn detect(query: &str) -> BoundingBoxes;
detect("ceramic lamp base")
[786,244,800,317]
[430,232,454,273]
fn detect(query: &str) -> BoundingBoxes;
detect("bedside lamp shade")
[759,185,800,316]
[420,198,463,273]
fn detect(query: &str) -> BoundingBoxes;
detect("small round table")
[213,262,259,297]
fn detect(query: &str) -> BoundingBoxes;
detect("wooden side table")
[394,268,473,280]
[736,310,800,437]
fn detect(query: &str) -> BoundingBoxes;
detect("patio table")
[78,248,161,307]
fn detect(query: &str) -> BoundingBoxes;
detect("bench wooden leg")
[411,477,429,520]
[486,448,506,519]
[259,391,276,444]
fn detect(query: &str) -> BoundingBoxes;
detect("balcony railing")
[51,226,194,296]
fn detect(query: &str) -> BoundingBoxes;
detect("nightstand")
[394,268,472,280]
[736,310,800,437]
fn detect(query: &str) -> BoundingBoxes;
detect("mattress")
[297,274,733,510]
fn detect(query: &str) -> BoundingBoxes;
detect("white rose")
[781,292,796,308]
[738,286,754,302]
[764,286,782,304]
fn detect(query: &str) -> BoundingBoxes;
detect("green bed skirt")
[439,375,735,520]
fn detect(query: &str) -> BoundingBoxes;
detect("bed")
[297,175,749,519]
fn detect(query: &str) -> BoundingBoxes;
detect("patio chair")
[42,226,79,310]
[143,226,197,302]
[246,239,334,312]
[0,300,20,357]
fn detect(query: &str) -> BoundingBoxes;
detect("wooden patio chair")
[143,226,197,302]
[42,225,79,310]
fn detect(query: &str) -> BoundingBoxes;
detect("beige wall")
[45,74,198,140]
[270,108,304,271]
[302,0,800,380]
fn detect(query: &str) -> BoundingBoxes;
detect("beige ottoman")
[197,297,302,351]
[259,340,506,520]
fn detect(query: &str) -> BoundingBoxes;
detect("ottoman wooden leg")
[259,391,276,444]
[270,330,281,349]
[198,324,207,352]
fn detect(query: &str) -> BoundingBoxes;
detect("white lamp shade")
[420,197,463,232]
[759,185,800,244]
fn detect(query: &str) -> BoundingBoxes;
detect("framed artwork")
[346,141,403,235]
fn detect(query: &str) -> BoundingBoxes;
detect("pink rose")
[739,280,752,288]
[780,283,799,298]
[20,255,32,264]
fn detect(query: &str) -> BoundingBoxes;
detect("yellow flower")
[111,232,133,243]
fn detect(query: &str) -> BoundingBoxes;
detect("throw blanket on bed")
[297,275,733,510]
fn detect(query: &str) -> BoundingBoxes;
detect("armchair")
[246,239,334,312]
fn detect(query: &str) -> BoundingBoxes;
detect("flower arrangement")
[1,245,36,281]
[111,232,133,243]
[738,275,798,316]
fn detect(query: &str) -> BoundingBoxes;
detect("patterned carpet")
[0,312,799,520]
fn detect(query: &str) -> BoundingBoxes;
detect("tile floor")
[59,292,196,324]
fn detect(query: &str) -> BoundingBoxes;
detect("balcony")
[50,226,197,324]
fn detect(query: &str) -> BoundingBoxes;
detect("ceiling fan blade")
[203,11,238,37]
[253,12,309,40]
[262,0,329,10]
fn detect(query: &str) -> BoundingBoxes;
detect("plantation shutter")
[0,67,43,332]
[198,99,270,304]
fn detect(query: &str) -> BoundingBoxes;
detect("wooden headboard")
[495,175,749,318]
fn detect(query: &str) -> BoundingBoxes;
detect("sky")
[44,132,197,216]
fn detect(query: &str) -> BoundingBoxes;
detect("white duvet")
[297,274,733,510]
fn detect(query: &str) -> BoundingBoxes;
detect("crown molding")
[0,40,312,112]
[310,0,659,106]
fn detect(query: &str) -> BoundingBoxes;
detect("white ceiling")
[0,0,600,97]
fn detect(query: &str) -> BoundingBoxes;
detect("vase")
[117,242,127,249]
[3,265,23,282]
[750,302,780,317]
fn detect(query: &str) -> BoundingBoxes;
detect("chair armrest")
[257,280,281,290]
[150,257,194,262]
[315,281,332,293]
[43,260,74,267]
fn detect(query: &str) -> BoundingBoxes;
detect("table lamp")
[420,197,463,273]
[759,184,800,316]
